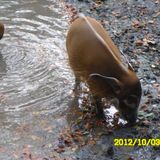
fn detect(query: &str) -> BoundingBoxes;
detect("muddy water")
[0,0,74,159]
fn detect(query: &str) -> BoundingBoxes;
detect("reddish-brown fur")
[0,22,4,39]
[66,16,141,124]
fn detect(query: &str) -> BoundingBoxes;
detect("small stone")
[135,40,143,46]
[151,64,156,68]
[107,146,114,156]
[148,20,154,24]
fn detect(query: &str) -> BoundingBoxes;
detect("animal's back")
[66,16,125,80]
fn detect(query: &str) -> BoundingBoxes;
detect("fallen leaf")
[32,111,40,116]
[44,126,53,133]
[131,20,144,28]
[54,147,65,153]
[153,11,160,17]
[112,11,121,18]
[31,135,42,141]
[135,40,143,46]
[143,38,156,45]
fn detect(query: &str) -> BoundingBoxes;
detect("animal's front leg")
[93,95,105,119]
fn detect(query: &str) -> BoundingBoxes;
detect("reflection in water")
[0,53,7,77]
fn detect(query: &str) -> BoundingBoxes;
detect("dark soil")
[59,0,160,160]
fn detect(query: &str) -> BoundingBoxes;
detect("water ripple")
[0,0,73,114]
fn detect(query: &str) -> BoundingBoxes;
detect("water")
[0,0,74,159]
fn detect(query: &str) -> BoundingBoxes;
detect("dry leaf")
[135,40,143,46]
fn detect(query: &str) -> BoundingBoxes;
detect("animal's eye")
[123,95,138,108]
[127,95,138,104]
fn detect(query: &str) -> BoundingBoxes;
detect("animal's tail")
[65,4,80,24]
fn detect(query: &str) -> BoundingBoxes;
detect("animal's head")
[0,22,4,40]
[90,71,142,125]
[116,79,142,125]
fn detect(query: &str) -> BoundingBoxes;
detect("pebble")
[151,64,156,68]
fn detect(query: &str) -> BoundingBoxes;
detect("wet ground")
[0,0,160,160]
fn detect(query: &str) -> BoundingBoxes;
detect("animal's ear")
[89,73,121,95]
[119,49,134,72]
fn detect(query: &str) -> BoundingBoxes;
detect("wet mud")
[63,0,160,160]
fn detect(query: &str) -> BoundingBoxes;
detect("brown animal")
[66,15,142,125]
[0,22,4,39]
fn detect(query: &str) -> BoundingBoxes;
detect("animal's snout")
[128,116,137,125]
[123,112,137,125]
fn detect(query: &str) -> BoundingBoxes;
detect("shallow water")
[0,0,74,159]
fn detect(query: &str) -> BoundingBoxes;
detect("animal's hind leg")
[73,76,81,95]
